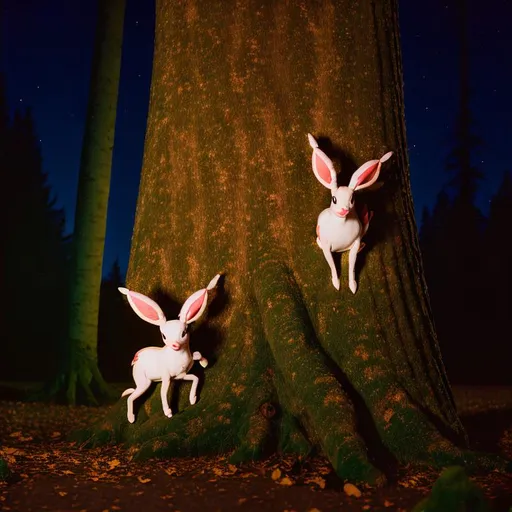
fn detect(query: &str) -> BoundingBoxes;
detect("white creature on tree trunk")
[308,133,393,292]
[119,274,221,423]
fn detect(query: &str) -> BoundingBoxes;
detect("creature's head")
[119,274,221,350]
[159,319,189,350]
[308,133,393,217]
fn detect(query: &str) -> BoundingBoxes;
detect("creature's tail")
[121,388,135,398]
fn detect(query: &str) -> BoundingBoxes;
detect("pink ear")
[349,151,393,191]
[314,152,334,186]
[131,295,161,322]
[118,287,166,326]
[179,288,209,324]
[186,290,207,321]
[311,149,337,190]
[355,161,380,188]
[348,159,380,191]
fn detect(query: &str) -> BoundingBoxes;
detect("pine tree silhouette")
[420,0,488,384]
[1,78,69,381]
[483,171,512,384]
[98,259,128,382]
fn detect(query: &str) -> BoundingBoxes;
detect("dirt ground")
[1,385,511,512]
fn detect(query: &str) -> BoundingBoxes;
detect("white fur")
[308,133,392,292]
[119,275,220,423]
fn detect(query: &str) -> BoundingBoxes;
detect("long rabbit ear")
[118,287,166,326]
[179,274,221,324]
[308,133,337,191]
[348,151,393,191]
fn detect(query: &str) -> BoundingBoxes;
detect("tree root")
[229,409,274,464]
[31,360,115,406]
[254,260,383,484]
[73,259,510,480]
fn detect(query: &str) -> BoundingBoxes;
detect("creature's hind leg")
[362,211,374,237]
[126,369,151,423]
[160,377,173,418]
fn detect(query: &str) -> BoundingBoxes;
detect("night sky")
[3,0,511,276]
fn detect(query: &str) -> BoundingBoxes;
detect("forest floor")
[0,384,511,512]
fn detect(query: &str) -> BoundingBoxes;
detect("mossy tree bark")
[81,0,504,481]
[46,0,126,404]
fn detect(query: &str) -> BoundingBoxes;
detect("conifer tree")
[2,102,68,380]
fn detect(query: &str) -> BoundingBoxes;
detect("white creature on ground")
[119,274,221,423]
[308,133,393,292]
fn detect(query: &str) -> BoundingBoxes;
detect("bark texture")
[79,0,504,481]
[48,0,126,404]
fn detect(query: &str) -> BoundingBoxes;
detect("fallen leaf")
[271,468,282,480]
[305,476,326,489]
[108,459,121,470]
[137,476,151,484]
[279,477,294,486]
[384,500,394,507]
[1,447,24,455]
[344,482,362,498]
[58,491,67,497]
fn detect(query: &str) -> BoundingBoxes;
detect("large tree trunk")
[46,0,126,404]
[81,0,503,481]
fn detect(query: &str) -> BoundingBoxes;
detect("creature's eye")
[161,332,166,340]
[332,196,337,204]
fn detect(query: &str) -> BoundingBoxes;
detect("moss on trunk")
[76,0,509,482]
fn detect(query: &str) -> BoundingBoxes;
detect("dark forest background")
[1,65,510,386]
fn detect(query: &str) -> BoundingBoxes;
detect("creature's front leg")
[348,238,361,294]
[160,376,173,418]
[320,241,340,290]
[176,373,200,405]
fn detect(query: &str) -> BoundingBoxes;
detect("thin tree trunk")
[47,0,126,404]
